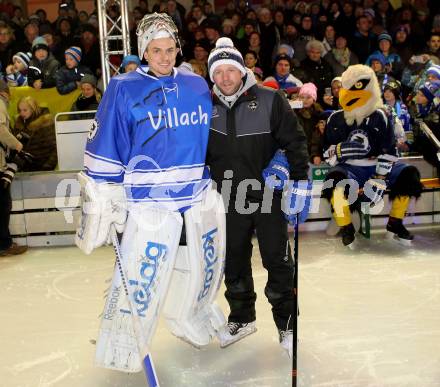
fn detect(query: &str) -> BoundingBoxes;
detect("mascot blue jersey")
[324,109,398,164]
[84,66,212,211]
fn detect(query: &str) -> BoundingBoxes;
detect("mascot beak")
[339,88,372,112]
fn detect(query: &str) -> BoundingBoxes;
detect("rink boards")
[9,157,440,246]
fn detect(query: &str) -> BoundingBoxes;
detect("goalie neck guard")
[136,12,182,59]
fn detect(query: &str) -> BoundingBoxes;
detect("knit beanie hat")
[419,80,440,102]
[378,33,392,43]
[273,53,291,68]
[121,54,141,69]
[12,52,32,69]
[298,82,317,102]
[278,44,294,59]
[253,66,263,80]
[331,76,342,85]
[262,79,279,90]
[369,53,387,67]
[208,37,246,82]
[383,79,401,99]
[32,36,49,52]
[427,64,440,79]
[80,74,97,87]
[65,46,82,64]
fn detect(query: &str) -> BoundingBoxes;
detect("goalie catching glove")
[75,172,127,254]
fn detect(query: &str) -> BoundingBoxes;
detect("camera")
[1,162,17,189]
[289,100,304,109]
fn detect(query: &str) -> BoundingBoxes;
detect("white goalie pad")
[162,188,227,347]
[95,206,182,372]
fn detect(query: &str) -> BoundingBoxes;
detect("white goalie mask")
[136,12,181,59]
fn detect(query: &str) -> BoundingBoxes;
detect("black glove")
[7,150,35,169]
[15,132,30,147]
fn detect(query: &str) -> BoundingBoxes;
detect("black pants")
[0,185,12,250]
[224,196,295,331]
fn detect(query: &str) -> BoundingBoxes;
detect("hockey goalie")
[75,13,226,374]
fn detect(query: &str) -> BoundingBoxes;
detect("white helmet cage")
[136,13,182,60]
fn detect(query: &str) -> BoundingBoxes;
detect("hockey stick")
[419,121,440,161]
[110,226,160,387]
[292,214,299,387]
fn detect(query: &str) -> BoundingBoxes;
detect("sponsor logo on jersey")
[147,104,209,130]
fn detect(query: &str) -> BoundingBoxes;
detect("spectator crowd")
[0,0,439,175]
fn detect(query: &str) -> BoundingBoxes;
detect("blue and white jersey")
[324,109,397,166]
[84,66,212,211]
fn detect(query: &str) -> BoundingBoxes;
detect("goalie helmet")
[136,12,181,59]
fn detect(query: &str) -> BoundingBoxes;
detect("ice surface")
[1,226,439,387]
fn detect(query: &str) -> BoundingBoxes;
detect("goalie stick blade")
[143,354,160,387]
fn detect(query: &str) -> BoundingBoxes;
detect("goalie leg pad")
[162,189,227,347]
[94,205,182,372]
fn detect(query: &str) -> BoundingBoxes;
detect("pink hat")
[298,82,317,102]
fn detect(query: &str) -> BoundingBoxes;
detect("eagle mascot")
[322,65,423,248]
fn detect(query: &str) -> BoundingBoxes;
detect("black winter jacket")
[207,81,309,202]
[27,54,60,89]
[55,65,93,95]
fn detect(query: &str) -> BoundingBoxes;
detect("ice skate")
[279,329,293,358]
[218,321,257,348]
[341,223,356,249]
[386,218,413,245]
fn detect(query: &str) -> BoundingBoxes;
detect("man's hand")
[262,149,290,190]
[283,180,313,225]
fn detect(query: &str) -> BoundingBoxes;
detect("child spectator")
[55,46,92,95]
[120,55,141,73]
[27,36,60,89]
[5,52,31,87]
[383,80,412,153]
[294,82,324,160]
[13,96,57,171]
[311,110,333,165]
[366,33,402,78]
[322,76,342,110]
[70,74,101,118]
[426,64,440,82]
[409,81,440,176]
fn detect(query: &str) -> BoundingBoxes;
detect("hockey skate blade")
[345,238,358,250]
[219,327,257,348]
[386,231,413,246]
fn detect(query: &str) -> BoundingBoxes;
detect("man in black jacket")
[206,37,309,357]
